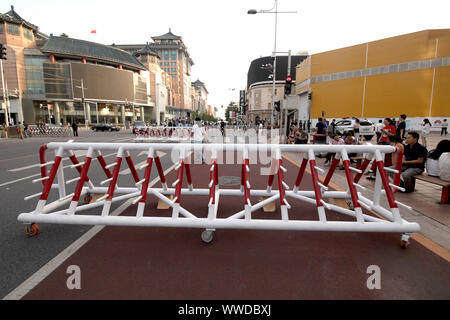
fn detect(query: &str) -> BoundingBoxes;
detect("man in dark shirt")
[315,118,325,134]
[396,114,407,139]
[401,131,427,192]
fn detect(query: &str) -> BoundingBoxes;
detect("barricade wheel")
[83,194,93,204]
[26,223,39,237]
[201,230,213,244]
[400,240,409,249]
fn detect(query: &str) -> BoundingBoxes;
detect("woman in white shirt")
[421,118,432,147]
[426,139,450,178]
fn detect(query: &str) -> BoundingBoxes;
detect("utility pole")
[282,50,291,143]
[0,60,10,127]
[76,79,88,129]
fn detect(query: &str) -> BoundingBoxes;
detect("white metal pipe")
[40,161,55,167]
[17,214,420,233]
[389,183,405,192]
[136,178,146,186]
[96,194,109,202]
[100,177,113,185]
[317,182,328,190]
[314,166,325,174]
[66,177,80,185]
[70,162,84,168]
[132,196,143,205]
[349,167,362,174]
[44,142,396,154]
[24,192,42,201]
[384,167,399,174]
[282,181,290,190]
[105,163,116,169]
[353,183,367,191]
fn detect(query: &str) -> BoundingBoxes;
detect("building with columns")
[1,6,151,126]
[0,5,48,125]
[192,79,208,114]
[117,29,195,120]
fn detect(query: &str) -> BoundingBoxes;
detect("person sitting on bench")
[401,131,428,193]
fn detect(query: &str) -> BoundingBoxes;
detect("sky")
[3,0,450,118]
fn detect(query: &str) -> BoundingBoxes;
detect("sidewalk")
[284,131,450,251]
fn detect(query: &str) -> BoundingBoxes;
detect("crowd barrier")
[27,125,72,137]
[18,142,419,248]
[134,126,192,142]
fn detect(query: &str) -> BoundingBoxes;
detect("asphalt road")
[0,129,176,298]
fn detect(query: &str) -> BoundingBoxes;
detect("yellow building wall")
[367,31,436,67]
[363,69,433,118]
[431,66,450,116]
[296,58,310,84]
[436,35,450,57]
[311,44,366,77]
[310,78,364,119]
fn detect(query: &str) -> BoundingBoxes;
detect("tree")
[60,33,69,38]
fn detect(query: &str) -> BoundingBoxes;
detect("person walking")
[330,119,337,135]
[17,122,25,139]
[192,117,206,164]
[353,118,361,140]
[0,123,6,138]
[441,119,448,136]
[420,118,432,147]
[375,120,384,143]
[379,118,396,145]
[396,114,407,139]
[23,121,29,138]
[71,121,79,136]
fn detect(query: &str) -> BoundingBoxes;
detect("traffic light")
[0,44,6,60]
[274,100,281,112]
[284,75,292,95]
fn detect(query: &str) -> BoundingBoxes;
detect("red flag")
[90,30,96,34]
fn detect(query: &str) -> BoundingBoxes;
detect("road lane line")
[0,173,42,187]
[2,159,177,300]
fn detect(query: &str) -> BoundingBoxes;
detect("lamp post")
[248,0,296,131]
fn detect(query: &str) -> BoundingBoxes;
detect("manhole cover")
[218,176,241,186]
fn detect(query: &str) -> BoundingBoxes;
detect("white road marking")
[2,161,177,300]
[0,173,42,187]
[9,163,42,172]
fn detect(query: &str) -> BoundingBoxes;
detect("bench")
[413,174,450,204]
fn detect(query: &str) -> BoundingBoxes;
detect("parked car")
[132,121,146,135]
[334,118,375,140]
[91,123,120,132]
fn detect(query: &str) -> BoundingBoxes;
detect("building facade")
[246,55,307,125]
[117,29,197,120]
[295,29,450,128]
[1,6,152,126]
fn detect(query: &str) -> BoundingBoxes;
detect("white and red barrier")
[134,126,192,142]
[18,142,419,247]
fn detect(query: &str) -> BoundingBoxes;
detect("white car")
[334,118,376,140]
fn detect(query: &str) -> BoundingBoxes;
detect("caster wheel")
[83,194,93,204]
[26,223,39,237]
[400,240,409,249]
[201,230,213,244]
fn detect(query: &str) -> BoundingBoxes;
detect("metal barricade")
[134,126,192,142]
[18,142,418,247]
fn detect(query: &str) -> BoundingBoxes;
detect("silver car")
[334,118,375,140]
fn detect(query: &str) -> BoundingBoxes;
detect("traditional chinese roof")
[41,36,147,71]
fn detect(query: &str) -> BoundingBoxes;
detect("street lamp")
[248,0,296,131]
